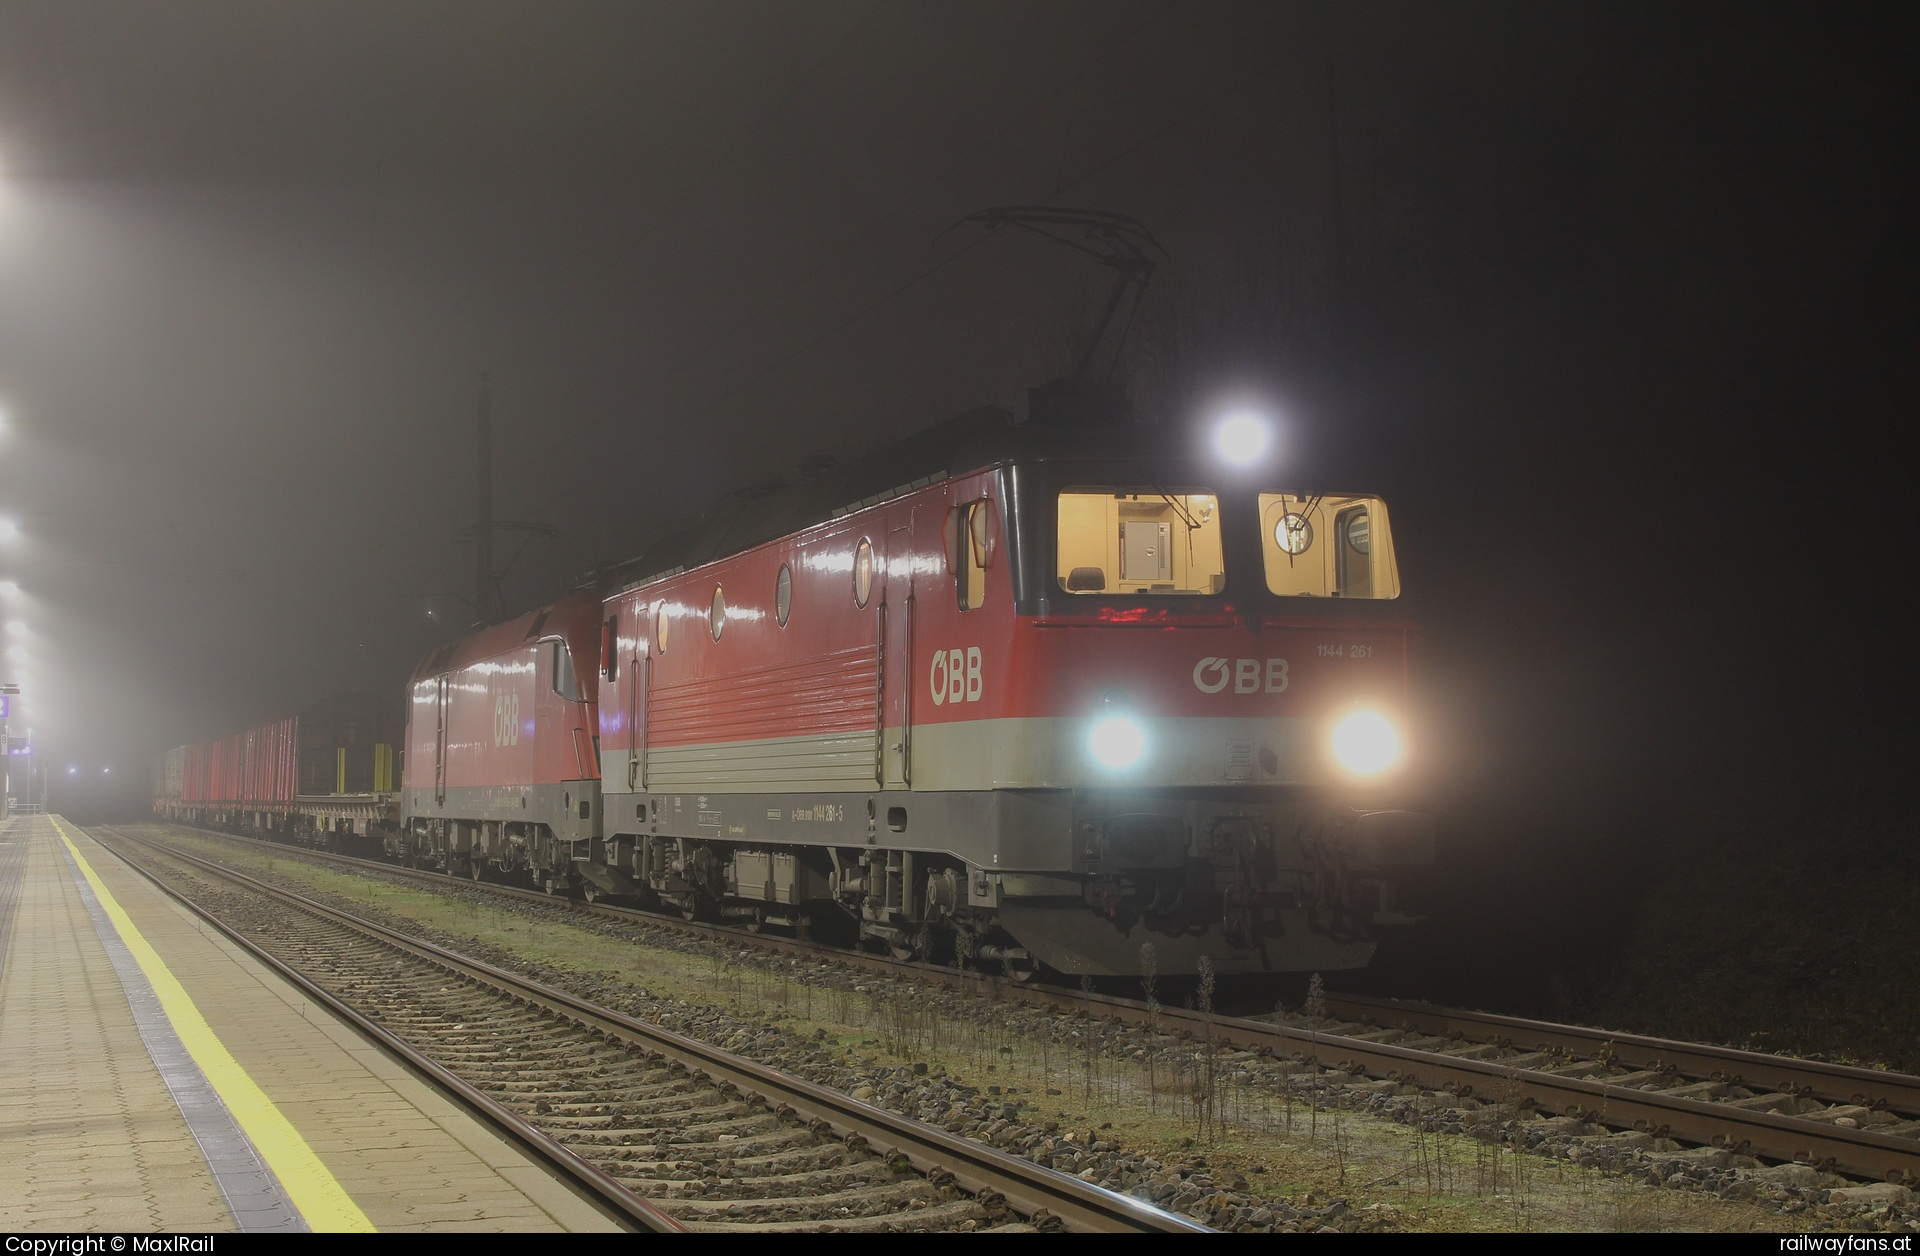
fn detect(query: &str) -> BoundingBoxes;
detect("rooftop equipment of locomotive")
[155,209,1432,979]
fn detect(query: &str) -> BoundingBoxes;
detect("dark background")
[1,2,1912,1015]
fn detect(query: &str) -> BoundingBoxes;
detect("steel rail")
[91,826,688,1233]
[102,826,1206,1234]
[1321,993,1920,1119]
[147,820,1920,1183]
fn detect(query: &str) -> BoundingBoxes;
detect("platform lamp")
[1,683,17,820]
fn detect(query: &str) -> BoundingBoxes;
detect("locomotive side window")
[1258,493,1400,598]
[653,600,670,654]
[601,615,618,681]
[710,585,727,640]
[775,564,793,626]
[548,640,581,701]
[1055,489,1224,595]
[853,537,875,607]
[947,500,990,610]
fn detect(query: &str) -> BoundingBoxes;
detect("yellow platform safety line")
[51,817,377,1233]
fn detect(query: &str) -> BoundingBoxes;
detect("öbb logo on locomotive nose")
[930,646,983,706]
[1193,656,1290,694]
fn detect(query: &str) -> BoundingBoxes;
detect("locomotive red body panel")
[599,472,1411,796]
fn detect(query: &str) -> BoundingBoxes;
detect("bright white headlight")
[1213,412,1271,466]
[1088,713,1148,772]
[1330,710,1403,776]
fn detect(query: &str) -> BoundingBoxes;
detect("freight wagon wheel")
[741,908,765,934]
[581,882,601,904]
[467,858,483,883]
[888,925,931,963]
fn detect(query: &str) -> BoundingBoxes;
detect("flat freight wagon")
[153,692,400,849]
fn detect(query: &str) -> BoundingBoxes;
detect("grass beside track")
[127,822,1815,1233]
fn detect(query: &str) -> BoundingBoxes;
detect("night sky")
[0,2,1913,996]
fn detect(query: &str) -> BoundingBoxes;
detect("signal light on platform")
[1212,411,1273,468]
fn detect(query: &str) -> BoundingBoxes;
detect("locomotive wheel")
[467,858,483,882]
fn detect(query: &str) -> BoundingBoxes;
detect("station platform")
[0,814,623,1233]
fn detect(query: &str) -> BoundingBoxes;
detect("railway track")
[143,820,1920,1188]
[91,825,1204,1234]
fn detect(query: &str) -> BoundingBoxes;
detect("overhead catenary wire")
[678,50,1293,425]
[652,1,1180,390]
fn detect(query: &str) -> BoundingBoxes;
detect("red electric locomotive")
[394,591,603,885]
[572,404,1430,978]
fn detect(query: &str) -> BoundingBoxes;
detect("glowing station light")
[1212,410,1273,468]
[1329,710,1405,777]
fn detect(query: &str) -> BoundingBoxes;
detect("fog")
[0,1,1910,1008]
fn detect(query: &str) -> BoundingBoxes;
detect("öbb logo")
[930,647,982,706]
[1192,657,1290,694]
[492,691,521,746]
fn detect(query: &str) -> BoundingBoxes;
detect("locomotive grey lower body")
[583,783,1433,978]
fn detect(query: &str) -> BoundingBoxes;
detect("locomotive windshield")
[1056,488,1226,595]
[1052,486,1400,599]
[1260,493,1400,599]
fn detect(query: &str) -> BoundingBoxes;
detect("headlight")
[1212,411,1272,467]
[1087,696,1148,772]
[1329,710,1404,777]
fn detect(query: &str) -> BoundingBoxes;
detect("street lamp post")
[0,684,17,820]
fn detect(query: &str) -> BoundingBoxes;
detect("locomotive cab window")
[1056,489,1224,595]
[547,640,581,701]
[1258,493,1400,599]
[948,499,991,610]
